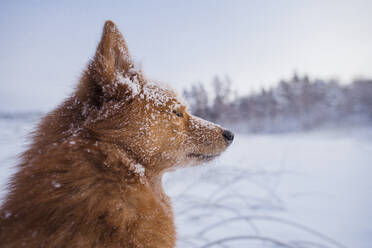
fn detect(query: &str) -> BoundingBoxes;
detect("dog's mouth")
[187,153,220,161]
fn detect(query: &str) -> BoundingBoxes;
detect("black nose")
[222,129,234,143]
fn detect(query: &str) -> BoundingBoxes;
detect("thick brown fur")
[0,21,232,248]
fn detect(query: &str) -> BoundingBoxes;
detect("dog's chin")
[187,153,220,162]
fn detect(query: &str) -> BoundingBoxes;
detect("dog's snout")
[222,129,234,144]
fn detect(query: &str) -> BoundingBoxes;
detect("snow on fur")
[116,73,140,98]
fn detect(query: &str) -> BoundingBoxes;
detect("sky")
[0,0,371,112]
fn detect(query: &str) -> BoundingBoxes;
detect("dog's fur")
[0,21,232,248]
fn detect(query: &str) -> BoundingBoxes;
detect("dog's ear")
[86,21,142,101]
[93,20,134,80]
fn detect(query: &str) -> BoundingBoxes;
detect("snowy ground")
[1,117,371,248]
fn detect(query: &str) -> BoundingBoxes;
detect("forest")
[183,74,372,133]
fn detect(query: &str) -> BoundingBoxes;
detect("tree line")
[183,74,372,133]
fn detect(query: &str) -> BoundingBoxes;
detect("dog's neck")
[95,140,170,204]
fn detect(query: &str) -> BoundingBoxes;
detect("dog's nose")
[222,129,234,143]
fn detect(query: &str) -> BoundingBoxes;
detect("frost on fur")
[130,163,146,177]
[115,73,140,98]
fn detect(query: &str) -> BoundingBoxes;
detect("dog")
[0,20,234,248]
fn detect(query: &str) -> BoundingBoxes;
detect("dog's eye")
[174,111,183,118]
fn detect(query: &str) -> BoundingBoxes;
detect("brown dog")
[0,21,234,248]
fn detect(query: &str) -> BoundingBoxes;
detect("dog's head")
[77,21,233,174]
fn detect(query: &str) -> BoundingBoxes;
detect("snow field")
[1,118,371,248]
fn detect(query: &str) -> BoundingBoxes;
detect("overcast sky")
[1,0,371,112]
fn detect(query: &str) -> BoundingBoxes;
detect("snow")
[51,181,61,188]
[142,80,173,107]
[163,130,372,248]
[141,80,188,112]
[116,73,140,98]
[131,163,145,177]
[1,117,372,248]
[189,116,220,130]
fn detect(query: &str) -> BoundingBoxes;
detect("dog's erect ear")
[84,20,142,102]
[92,20,134,82]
